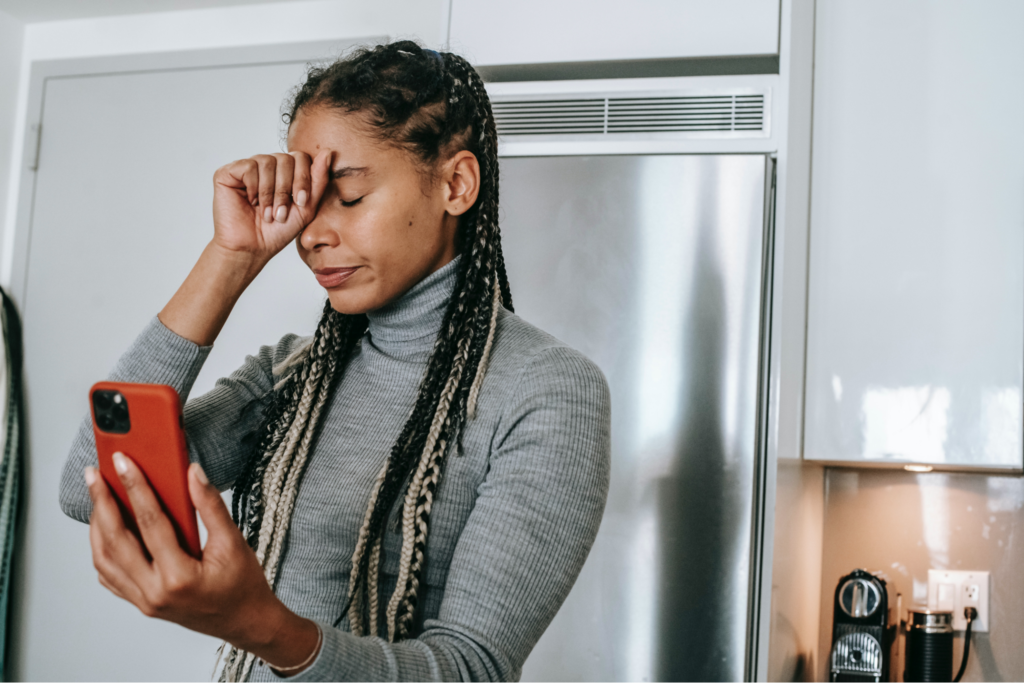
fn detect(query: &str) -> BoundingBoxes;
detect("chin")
[326,289,384,316]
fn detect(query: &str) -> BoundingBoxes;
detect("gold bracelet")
[263,622,323,675]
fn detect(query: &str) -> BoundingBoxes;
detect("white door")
[13,51,340,681]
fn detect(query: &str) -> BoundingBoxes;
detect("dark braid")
[220,40,512,681]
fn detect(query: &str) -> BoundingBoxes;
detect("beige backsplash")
[818,468,1024,681]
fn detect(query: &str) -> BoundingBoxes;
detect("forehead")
[286,107,383,159]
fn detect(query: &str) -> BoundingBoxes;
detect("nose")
[299,212,339,252]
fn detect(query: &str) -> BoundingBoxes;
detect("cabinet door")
[803,0,1024,470]
[449,0,779,66]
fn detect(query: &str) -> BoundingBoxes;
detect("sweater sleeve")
[58,316,306,523]
[276,346,612,682]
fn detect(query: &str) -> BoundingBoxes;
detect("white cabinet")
[803,0,1024,471]
[448,0,779,66]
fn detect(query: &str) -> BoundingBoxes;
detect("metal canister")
[904,609,953,682]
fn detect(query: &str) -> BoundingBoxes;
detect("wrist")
[237,602,321,676]
[229,595,290,652]
[204,240,267,285]
[268,621,322,677]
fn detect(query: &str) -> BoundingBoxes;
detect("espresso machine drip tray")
[831,631,884,680]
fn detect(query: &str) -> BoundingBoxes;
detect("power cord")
[953,606,978,683]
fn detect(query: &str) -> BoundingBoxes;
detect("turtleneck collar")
[364,256,460,355]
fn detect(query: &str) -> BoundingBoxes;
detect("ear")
[442,151,481,217]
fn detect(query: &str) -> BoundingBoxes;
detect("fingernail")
[275,205,288,222]
[112,451,128,475]
[296,190,307,207]
[193,464,209,486]
[263,206,273,222]
[84,466,97,486]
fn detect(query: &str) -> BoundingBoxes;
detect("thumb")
[188,463,237,541]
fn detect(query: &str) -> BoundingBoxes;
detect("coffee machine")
[830,569,896,682]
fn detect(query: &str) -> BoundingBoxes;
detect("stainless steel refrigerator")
[499,154,773,682]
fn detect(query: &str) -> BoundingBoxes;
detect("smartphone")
[90,381,201,558]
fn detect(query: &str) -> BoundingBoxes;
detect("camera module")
[92,390,131,434]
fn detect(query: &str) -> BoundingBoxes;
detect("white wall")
[0,0,450,289]
[0,8,23,277]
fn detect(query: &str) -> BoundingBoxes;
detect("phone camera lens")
[93,390,130,433]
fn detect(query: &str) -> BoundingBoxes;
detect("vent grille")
[493,92,766,138]
[493,99,606,136]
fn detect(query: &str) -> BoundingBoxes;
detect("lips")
[313,267,360,288]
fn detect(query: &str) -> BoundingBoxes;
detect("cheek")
[354,206,402,253]
[364,194,429,249]
[313,200,383,248]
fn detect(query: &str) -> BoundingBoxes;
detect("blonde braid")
[255,340,328,563]
[345,457,388,636]
[394,441,444,638]
[256,347,322,551]
[385,333,472,639]
[236,651,258,683]
[367,537,383,636]
[264,348,338,587]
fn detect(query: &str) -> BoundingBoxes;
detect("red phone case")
[90,381,202,558]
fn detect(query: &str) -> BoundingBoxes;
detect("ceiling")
[0,0,311,23]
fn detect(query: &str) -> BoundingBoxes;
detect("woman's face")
[287,106,476,315]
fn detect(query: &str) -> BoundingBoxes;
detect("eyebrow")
[330,165,371,180]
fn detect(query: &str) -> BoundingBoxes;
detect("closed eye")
[341,197,363,208]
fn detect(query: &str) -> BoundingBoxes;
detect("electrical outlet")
[927,570,990,632]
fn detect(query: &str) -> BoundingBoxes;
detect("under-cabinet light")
[904,464,934,473]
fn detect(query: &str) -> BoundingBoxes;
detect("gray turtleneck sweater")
[58,258,611,682]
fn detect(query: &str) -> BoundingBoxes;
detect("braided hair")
[218,41,513,681]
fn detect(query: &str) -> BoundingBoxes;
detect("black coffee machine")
[829,569,896,682]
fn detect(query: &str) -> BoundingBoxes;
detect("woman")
[59,41,610,682]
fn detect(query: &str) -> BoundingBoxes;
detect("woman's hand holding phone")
[84,456,321,674]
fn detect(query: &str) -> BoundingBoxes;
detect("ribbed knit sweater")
[58,257,611,682]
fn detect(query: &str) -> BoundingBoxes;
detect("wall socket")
[927,569,990,632]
